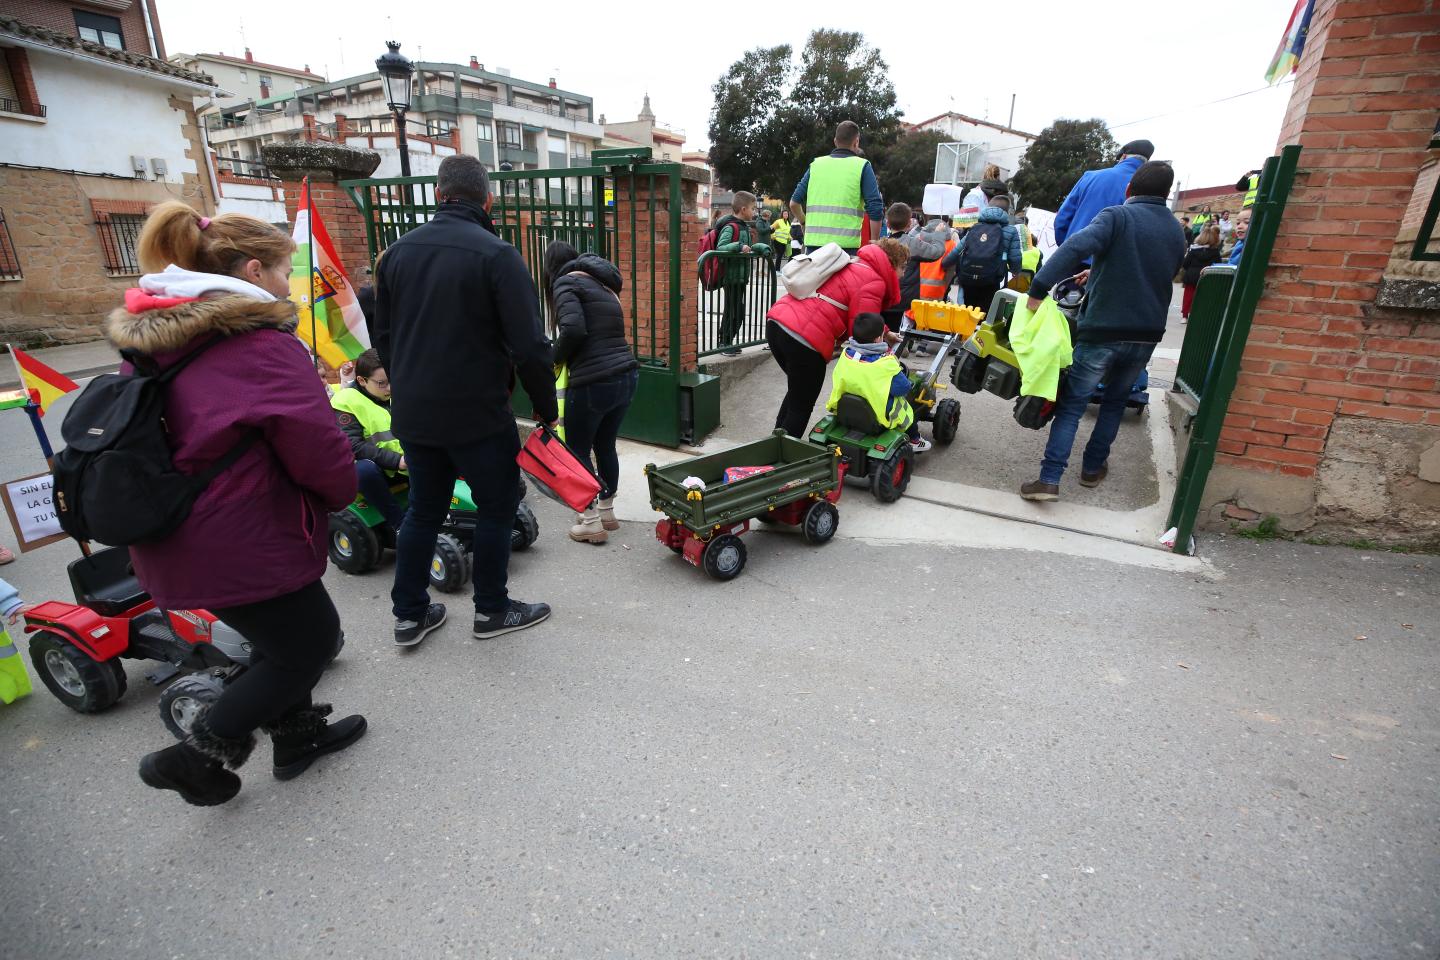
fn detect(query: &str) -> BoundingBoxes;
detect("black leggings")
[206,578,341,738]
[767,320,828,438]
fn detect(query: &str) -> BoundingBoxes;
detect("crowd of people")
[93,124,1211,805]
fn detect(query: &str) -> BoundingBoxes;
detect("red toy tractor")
[22,546,338,738]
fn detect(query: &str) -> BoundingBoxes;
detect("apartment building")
[0,8,216,344]
[169,47,324,109]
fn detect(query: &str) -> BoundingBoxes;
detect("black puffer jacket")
[551,254,639,387]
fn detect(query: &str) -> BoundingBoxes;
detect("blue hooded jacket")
[942,206,1023,285]
[1054,156,1146,245]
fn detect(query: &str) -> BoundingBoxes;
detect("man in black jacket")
[375,155,559,647]
[1019,161,1186,502]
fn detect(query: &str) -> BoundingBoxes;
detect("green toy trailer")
[647,431,843,581]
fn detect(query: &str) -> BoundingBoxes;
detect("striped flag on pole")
[289,178,371,367]
[1266,0,1316,84]
[7,346,78,416]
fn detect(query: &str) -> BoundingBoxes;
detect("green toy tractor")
[807,327,962,503]
[328,477,540,592]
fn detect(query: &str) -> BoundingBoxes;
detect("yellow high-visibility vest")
[804,155,868,250]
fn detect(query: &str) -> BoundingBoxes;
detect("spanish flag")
[8,346,78,415]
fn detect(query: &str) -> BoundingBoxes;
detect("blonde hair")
[982,163,1002,181]
[1197,225,1221,247]
[875,237,908,274]
[137,200,294,276]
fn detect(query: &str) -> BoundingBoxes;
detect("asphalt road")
[0,379,1437,959]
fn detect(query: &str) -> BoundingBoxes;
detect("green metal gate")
[1166,145,1301,554]
[341,150,716,446]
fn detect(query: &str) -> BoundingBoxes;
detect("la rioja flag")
[289,179,371,367]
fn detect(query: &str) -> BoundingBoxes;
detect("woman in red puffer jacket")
[765,239,908,438]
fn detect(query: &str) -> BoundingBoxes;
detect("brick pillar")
[611,166,707,371]
[1204,0,1440,542]
[300,113,318,143]
[334,113,348,143]
[261,142,381,286]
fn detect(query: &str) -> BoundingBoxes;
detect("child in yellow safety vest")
[0,577,33,704]
[827,313,931,453]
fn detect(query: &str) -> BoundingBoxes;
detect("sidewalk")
[0,340,118,390]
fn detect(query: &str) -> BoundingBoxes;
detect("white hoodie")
[138,264,277,302]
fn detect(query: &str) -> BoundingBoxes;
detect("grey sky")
[158,0,1299,196]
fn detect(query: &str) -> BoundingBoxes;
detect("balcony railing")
[217,157,275,180]
[0,97,45,118]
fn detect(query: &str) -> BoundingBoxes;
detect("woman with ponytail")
[111,202,364,806]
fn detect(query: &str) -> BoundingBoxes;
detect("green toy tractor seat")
[834,393,884,438]
[67,546,150,616]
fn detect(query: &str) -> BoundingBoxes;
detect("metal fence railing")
[0,208,22,281]
[0,97,44,117]
[1167,145,1300,555]
[696,250,778,357]
[1173,265,1236,403]
[95,213,144,276]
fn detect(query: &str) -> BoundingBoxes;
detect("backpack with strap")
[697,215,740,292]
[52,337,259,546]
[957,223,1007,285]
[779,242,853,309]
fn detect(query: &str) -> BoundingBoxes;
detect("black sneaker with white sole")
[394,603,446,647]
[473,600,551,639]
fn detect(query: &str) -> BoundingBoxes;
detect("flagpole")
[306,176,319,373]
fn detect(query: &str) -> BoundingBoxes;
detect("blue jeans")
[391,424,521,620]
[564,369,638,500]
[355,459,406,531]
[1040,340,1156,484]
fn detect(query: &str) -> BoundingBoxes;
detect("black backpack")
[957,223,1007,284]
[52,337,257,546]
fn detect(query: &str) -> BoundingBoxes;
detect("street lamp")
[375,40,414,177]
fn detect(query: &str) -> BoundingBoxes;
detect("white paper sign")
[4,473,63,547]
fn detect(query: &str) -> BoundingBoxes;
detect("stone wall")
[1200,0,1440,547]
[0,167,204,345]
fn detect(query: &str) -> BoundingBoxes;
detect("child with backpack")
[943,195,1023,313]
[715,191,760,356]
[827,312,932,453]
[99,202,363,806]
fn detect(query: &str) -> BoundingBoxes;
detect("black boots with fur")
[262,702,367,781]
[139,703,366,804]
[138,713,253,806]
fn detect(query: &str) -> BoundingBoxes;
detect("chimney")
[244,48,254,62]
[549,77,556,89]
[469,55,479,68]
[304,64,310,73]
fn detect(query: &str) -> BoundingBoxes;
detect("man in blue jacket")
[1019,162,1186,501]
[1053,139,1154,243]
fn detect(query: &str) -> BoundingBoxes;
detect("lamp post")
[375,40,414,177]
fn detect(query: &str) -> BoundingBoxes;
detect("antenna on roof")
[238,17,247,49]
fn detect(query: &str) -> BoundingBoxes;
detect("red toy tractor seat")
[67,546,150,617]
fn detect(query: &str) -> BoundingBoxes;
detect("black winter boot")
[138,713,253,806]
[263,703,367,781]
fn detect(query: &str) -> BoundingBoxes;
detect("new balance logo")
[503,611,522,626]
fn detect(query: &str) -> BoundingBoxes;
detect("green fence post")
[1167,145,1301,553]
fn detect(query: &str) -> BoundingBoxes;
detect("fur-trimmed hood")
[106,294,298,355]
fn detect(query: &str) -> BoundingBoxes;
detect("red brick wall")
[612,175,702,371]
[6,0,160,57]
[1217,0,1440,493]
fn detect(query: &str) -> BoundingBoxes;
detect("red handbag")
[516,425,602,512]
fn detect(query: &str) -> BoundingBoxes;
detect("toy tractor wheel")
[802,500,839,545]
[872,447,914,503]
[702,534,747,581]
[328,512,380,574]
[511,500,540,552]
[933,398,961,445]
[28,630,126,713]
[430,533,468,593]
[158,672,227,739]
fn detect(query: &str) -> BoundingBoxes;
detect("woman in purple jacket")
[111,202,363,806]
